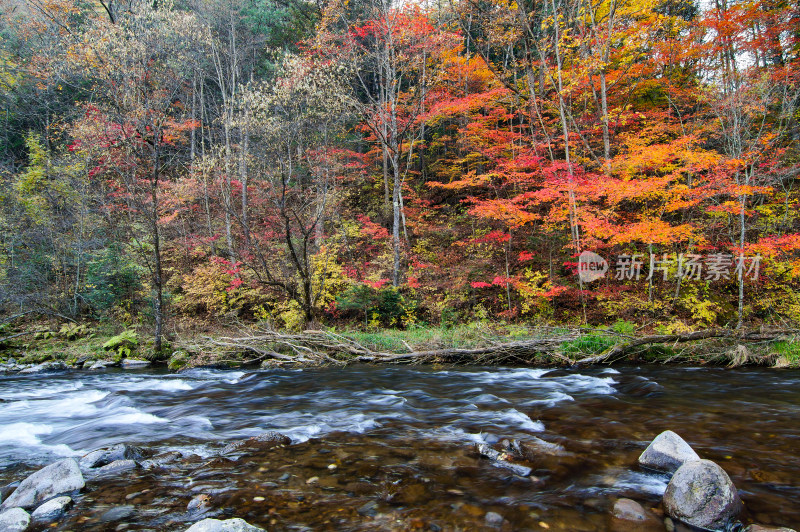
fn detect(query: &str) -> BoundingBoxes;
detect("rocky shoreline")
[0,428,795,531]
[0,357,155,374]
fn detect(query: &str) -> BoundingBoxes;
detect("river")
[0,365,798,530]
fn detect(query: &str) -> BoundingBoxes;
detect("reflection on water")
[0,365,798,530]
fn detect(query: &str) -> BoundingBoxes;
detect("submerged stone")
[31,495,72,522]
[220,431,290,456]
[80,443,145,470]
[612,498,648,521]
[185,517,265,531]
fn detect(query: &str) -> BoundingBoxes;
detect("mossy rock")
[168,351,191,371]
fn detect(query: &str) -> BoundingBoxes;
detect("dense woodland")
[0,0,798,352]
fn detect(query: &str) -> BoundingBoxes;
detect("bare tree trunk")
[240,92,251,246]
[391,154,402,287]
[151,136,164,355]
[737,169,747,329]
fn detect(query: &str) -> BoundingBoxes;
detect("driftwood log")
[179,326,797,367]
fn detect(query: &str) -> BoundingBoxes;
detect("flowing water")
[0,365,798,531]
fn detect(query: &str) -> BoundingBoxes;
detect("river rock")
[121,358,151,368]
[19,361,67,374]
[485,511,505,528]
[744,526,797,532]
[0,458,84,510]
[95,459,138,475]
[663,459,741,531]
[0,507,31,531]
[141,450,183,469]
[31,496,72,521]
[99,505,135,522]
[501,437,566,458]
[80,443,145,469]
[357,500,378,517]
[220,431,291,456]
[612,498,648,521]
[638,430,700,473]
[476,443,532,477]
[185,517,265,531]
[89,360,113,370]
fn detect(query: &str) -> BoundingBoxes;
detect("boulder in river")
[80,443,145,470]
[0,507,31,531]
[185,517,265,531]
[638,430,700,473]
[31,495,72,522]
[0,458,84,510]
[663,459,741,531]
[220,431,291,456]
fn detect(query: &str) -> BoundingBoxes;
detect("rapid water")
[1,365,798,530]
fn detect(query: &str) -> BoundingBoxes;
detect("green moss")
[639,345,679,362]
[168,350,190,371]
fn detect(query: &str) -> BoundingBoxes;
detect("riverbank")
[1,321,799,373]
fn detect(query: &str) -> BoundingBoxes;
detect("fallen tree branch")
[0,330,47,344]
[574,328,798,366]
[178,326,798,369]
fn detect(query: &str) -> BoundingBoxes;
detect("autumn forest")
[1,0,799,352]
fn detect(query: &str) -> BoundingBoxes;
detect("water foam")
[100,409,170,425]
[0,381,85,400]
[115,379,194,392]
[0,422,77,457]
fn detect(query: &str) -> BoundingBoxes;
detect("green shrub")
[81,244,143,317]
[772,340,800,368]
[58,323,92,340]
[560,333,616,358]
[610,320,637,335]
[337,285,409,328]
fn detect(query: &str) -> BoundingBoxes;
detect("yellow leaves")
[0,51,19,90]
[13,134,81,227]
